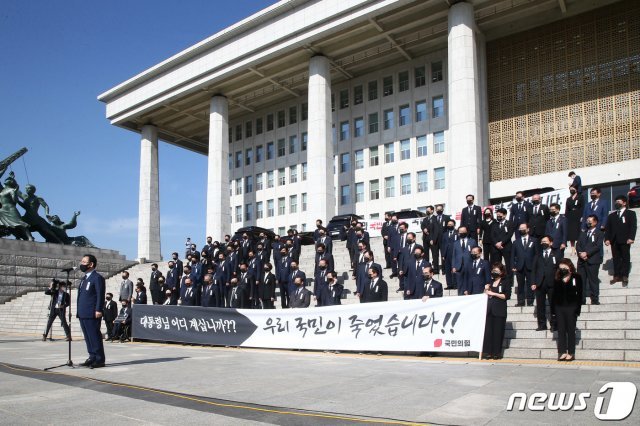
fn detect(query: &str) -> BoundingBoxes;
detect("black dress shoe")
[515,302,525,307]
[591,300,600,305]
[550,327,557,332]
[526,301,534,306]
[79,359,93,367]
[90,362,106,369]
[42,334,47,342]
[536,326,547,331]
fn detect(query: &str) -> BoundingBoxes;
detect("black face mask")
[458,233,467,239]
[485,214,492,218]
[446,225,454,230]
[491,271,500,279]
[414,253,422,259]
[407,239,414,245]
[319,265,326,270]
[471,253,480,260]
[436,210,443,214]
[550,211,558,217]
[519,230,528,236]
[540,243,550,250]
[559,268,570,277]
[79,264,89,273]
[570,190,576,194]
[423,275,432,280]
[591,195,598,201]
[515,197,523,202]
[496,216,504,221]
[466,200,473,205]
[615,203,623,210]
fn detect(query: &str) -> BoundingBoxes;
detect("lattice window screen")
[487,1,640,181]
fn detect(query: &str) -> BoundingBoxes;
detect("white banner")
[133,294,489,353]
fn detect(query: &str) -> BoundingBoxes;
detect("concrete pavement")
[0,333,639,425]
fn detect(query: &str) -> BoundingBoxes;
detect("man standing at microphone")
[77,254,106,368]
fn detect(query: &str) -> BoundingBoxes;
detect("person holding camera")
[43,280,71,341]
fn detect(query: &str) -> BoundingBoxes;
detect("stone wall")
[0,239,136,304]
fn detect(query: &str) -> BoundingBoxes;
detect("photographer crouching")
[43,279,72,342]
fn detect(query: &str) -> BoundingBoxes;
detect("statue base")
[0,239,136,304]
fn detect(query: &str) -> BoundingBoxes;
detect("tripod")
[44,267,76,371]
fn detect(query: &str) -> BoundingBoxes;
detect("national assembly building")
[99,0,639,261]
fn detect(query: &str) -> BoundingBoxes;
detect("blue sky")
[0,0,274,260]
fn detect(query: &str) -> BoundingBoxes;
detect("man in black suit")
[289,277,311,308]
[433,204,450,275]
[355,250,380,300]
[461,194,482,241]
[441,219,458,289]
[510,191,532,233]
[362,265,388,303]
[315,243,334,274]
[577,215,604,304]
[461,247,491,296]
[404,246,431,299]
[545,203,568,257]
[179,277,196,306]
[532,235,561,331]
[568,171,582,194]
[325,271,343,305]
[491,208,514,275]
[276,247,292,308]
[165,260,179,304]
[149,263,162,305]
[258,263,277,309]
[314,228,332,254]
[420,206,437,265]
[110,300,132,342]
[237,261,256,308]
[287,260,306,295]
[77,254,106,368]
[415,266,443,300]
[389,221,408,279]
[528,194,550,241]
[398,232,419,294]
[605,195,637,286]
[511,223,538,306]
[171,252,183,281]
[314,258,330,306]
[227,277,248,308]
[102,292,118,340]
[381,212,393,268]
[313,219,324,241]
[200,274,217,308]
[43,280,71,341]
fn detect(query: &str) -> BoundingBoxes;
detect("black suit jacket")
[45,289,70,313]
[103,300,118,321]
[576,228,604,265]
[528,204,550,238]
[461,205,482,235]
[605,209,637,243]
[511,237,538,271]
[533,248,561,288]
[361,278,388,303]
[414,279,443,299]
[258,272,277,300]
[487,279,512,317]
[289,287,312,308]
[227,285,249,308]
[180,287,196,306]
[491,220,515,248]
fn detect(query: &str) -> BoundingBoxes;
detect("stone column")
[447,1,486,209]
[206,96,231,241]
[137,124,161,262]
[307,55,335,223]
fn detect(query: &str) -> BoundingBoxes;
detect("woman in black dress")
[565,185,584,252]
[482,263,512,360]
[479,208,495,262]
[551,259,583,361]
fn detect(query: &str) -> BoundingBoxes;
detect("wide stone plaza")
[0,334,638,425]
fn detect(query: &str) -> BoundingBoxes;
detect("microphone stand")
[44,267,76,371]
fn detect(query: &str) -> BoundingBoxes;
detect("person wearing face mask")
[355,249,379,300]
[200,274,217,308]
[361,265,388,303]
[289,276,312,308]
[576,215,604,304]
[433,205,450,275]
[165,260,179,305]
[171,252,184,281]
[149,263,163,305]
[314,243,334,274]
[405,247,431,299]
[582,187,609,231]
[313,219,324,241]
[202,236,215,260]
[179,277,196,306]
[452,226,477,295]
[133,280,147,305]
[490,208,515,276]
[43,280,71,342]
[389,222,409,279]
[528,194,550,241]
[110,299,132,343]
[239,233,253,264]
[605,195,637,286]
[276,247,292,309]
[237,261,256,308]
[346,220,360,270]
[314,258,330,306]
[568,171,582,195]
[102,292,118,340]
[461,194,482,242]
[460,246,490,295]
[398,232,421,295]
[551,259,583,361]
[564,185,584,252]
[325,271,343,305]
[258,263,277,309]
[482,263,512,360]
[315,227,333,255]
[544,203,568,257]
[532,236,561,331]
[420,206,439,266]
[415,266,443,300]
[286,260,306,298]
[479,208,496,262]
[382,212,393,269]
[118,271,133,304]
[214,254,230,307]
[441,219,459,289]
[511,223,538,307]
[509,191,532,233]
[77,254,106,367]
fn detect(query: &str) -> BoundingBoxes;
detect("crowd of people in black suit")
[85,171,636,360]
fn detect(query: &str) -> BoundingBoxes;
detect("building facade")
[98,0,639,261]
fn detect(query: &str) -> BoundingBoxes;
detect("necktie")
[416,260,420,270]
[544,250,549,259]
[519,203,522,211]
[461,239,466,251]
[592,201,596,210]
[401,236,406,247]
[321,271,325,279]
[469,206,472,214]
[473,260,477,269]
[534,206,538,215]
[370,279,375,289]
[588,230,592,238]
[523,237,527,247]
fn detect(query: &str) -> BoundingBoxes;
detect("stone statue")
[0,147,95,247]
